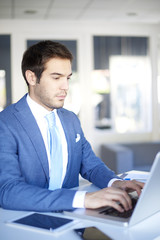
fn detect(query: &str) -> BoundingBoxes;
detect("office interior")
[0,0,160,168]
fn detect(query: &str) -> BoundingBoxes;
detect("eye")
[52,76,60,80]
[67,75,72,81]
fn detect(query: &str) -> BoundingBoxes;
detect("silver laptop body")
[65,152,160,227]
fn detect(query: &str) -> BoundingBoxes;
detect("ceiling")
[0,0,160,24]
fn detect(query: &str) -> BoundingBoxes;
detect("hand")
[111,179,144,196]
[84,187,133,212]
[84,180,144,212]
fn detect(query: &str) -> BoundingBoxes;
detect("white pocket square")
[76,133,80,143]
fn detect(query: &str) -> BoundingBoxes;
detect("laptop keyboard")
[99,197,138,218]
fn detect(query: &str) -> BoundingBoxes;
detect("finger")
[132,180,144,189]
[117,180,144,196]
[125,180,144,196]
[106,200,125,212]
[114,192,132,211]
[105,188,132,211]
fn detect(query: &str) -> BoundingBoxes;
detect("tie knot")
[45,112,56,128]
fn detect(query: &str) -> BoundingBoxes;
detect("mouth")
[57,95,66,100]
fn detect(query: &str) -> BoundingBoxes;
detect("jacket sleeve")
[69,111,120,189]
[80,133,120,189]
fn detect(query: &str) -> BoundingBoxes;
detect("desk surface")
[1,181,160,240]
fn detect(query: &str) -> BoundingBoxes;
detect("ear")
[25,70,37,86]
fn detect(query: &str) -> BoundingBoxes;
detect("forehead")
[44,58,72,72]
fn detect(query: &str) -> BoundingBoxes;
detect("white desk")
[1,182,160,240]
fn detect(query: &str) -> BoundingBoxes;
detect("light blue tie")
[45,112,63,190]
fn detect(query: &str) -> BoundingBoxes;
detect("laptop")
[64,152,160,227]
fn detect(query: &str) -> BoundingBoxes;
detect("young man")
[0,41,143,212]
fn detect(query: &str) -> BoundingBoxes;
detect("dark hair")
[21,40,73,86]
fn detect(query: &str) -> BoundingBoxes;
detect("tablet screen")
[13,213,73,231]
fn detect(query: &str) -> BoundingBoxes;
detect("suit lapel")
[14,95,49,182]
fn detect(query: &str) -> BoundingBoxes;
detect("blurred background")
[0,0,160,157]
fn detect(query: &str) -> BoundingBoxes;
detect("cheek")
[40,85,57,99]
[34,79,58,98]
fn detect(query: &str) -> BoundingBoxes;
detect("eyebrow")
[50,72,72,77]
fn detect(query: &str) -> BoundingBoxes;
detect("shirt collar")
[26,94,57,121]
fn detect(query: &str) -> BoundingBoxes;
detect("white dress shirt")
[26,94,86,208]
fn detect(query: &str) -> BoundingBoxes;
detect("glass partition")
[0,70,6,111]
[92,36,151,133]
[0,35,11,110]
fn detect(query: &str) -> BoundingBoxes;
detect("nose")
[61,78,69,91]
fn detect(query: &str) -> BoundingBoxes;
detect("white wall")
[0,19,160,155]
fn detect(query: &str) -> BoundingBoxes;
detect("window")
[0,70,6,111]
[27,39,80,115]
[0,35,11,110]
[92,36,151,133]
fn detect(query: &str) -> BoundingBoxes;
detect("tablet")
[7,212,76,234]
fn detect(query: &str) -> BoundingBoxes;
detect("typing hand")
[84,187,133,212]
[111,179,144,197]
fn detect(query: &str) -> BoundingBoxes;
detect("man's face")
[28,58,72,111]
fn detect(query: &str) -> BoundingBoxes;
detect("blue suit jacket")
[0,95,118,212]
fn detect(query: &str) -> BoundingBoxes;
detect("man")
[0,41,143,213]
